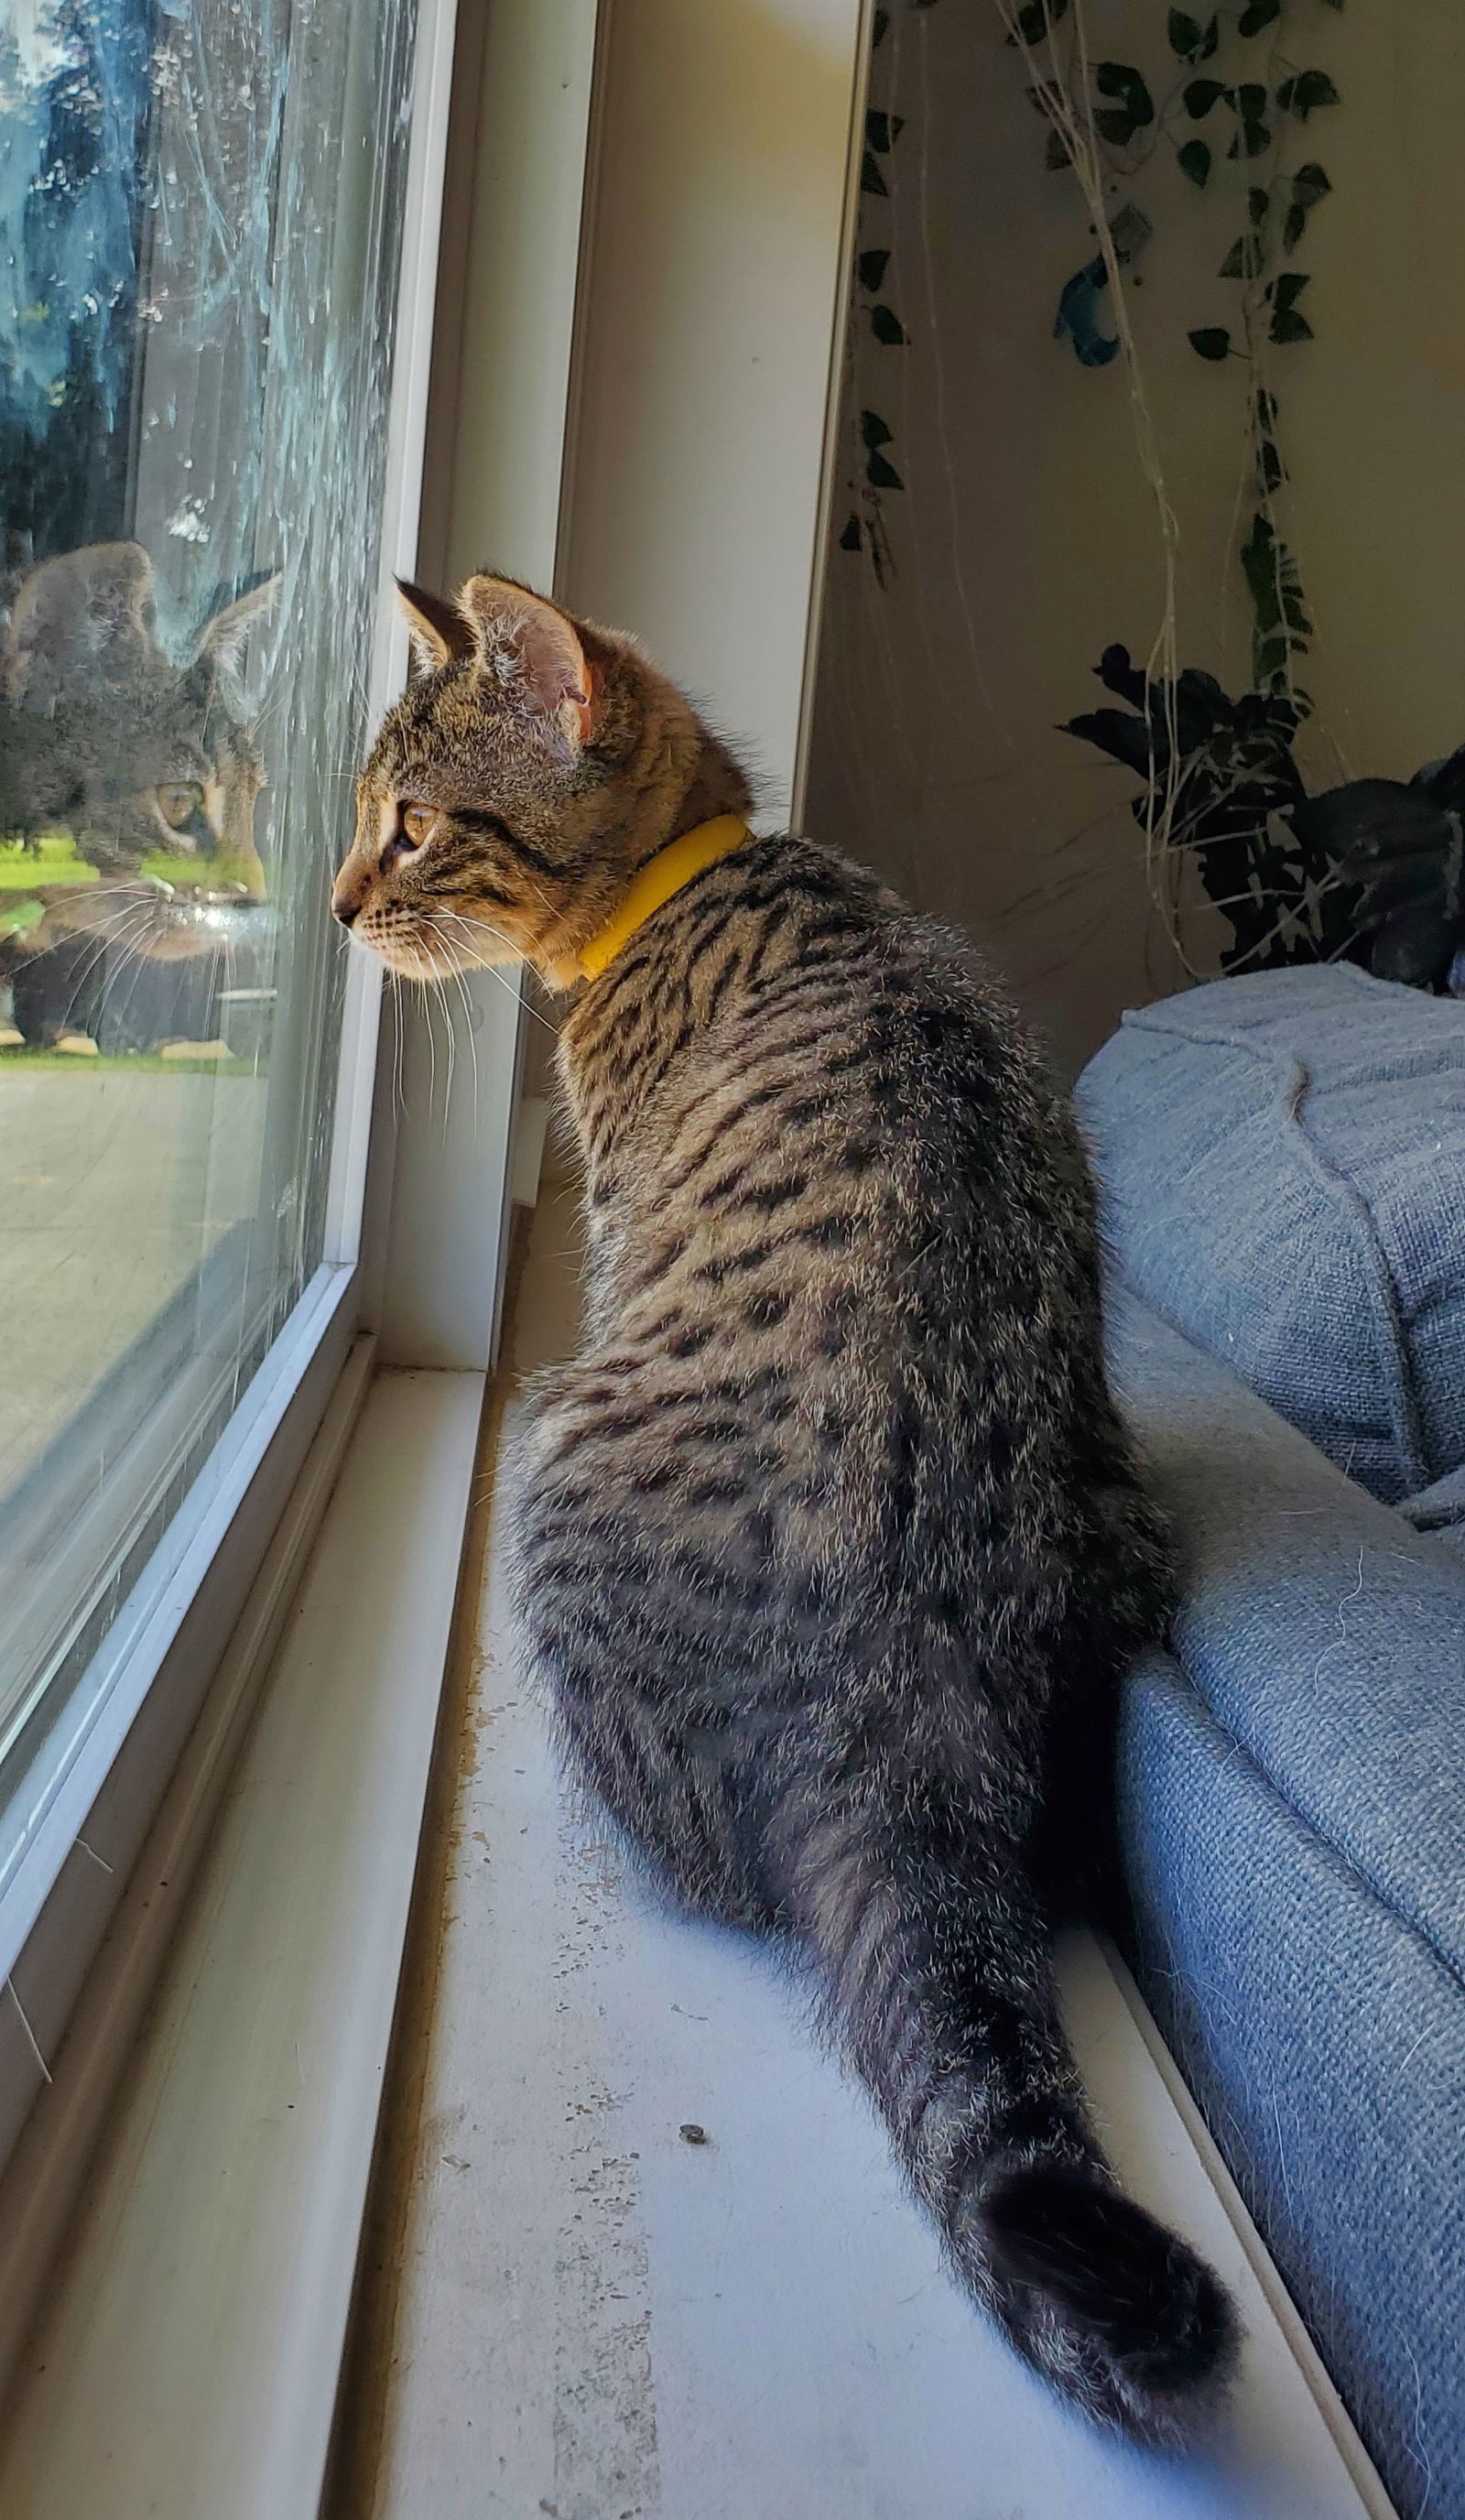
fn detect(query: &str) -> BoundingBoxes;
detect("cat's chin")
[368,929,518,982]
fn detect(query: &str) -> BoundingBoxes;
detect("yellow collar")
[577,814,754,980]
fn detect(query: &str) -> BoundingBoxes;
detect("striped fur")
[342,576,1237,2443]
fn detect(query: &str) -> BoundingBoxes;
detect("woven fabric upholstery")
[1079,964,1465,1502]
[1105,1287,1465,2517]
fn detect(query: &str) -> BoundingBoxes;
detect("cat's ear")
[455,574,594,751]
[396,577,473,673]
[195,571,280,673]
[3,540,160,708]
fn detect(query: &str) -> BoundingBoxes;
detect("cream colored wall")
[1285,5,1465,785]
[559,0,870,832]
[804,1,1465,1076]
[532,0,872,1178]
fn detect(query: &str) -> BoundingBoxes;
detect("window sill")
[0,1364,486,2520]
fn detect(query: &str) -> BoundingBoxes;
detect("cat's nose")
[331,874,364,928]
[333,896,361,928]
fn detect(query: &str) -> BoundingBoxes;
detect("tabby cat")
[336,572,1237,2443]
[0,540,276,1045]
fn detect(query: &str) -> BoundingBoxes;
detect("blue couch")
[1079,965,1465,2520]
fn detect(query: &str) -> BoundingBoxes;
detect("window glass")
[0,0,417,1863]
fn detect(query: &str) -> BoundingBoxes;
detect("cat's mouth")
[357,904,521,980]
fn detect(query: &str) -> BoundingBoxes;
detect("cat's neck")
[535,731,752,987]
[670,750,750,845]
[626,733,752,874]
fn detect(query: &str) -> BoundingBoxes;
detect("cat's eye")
[400,801,438,846]
[157,781,204,828]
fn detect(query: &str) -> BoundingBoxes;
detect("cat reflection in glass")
[0,540,277,1052]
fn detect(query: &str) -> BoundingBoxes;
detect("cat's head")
[335,574,750,986]
[2,540,277,893]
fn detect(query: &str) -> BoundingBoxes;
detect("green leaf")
[870,303,907,345]
[1095,60,1156,127]
[1244,527,1283,632]
[1292,160,1333,207]
[1010,0,1070,41]
[838,516,862,552]
[1184,77,1226,116]
[1242,516,1312,691]
[1234,80,1272,153]
[1269,270,1311,315]
[1167,9,1203,56]
[1257,437,1286,494]
[872,6,889,47]
[865,449,904,490]
[858,248,890,293]
[860,409,894,448]
[859,149,888,197]
[1283,159,1332,248]
[1249,185,1271,224]
[1271,304,1315,343]
[1189,326,1233,361]
[1044,125,1072,170]
[865,109,905,152]
[1277,70,1340,119]
[1177,137,1212,187]
[1238,0,1281,32]
[1220,234,1265,279]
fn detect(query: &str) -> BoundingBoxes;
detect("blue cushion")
[1104,1287,1465,2514]
[1107,1287,1465,1985]
[1079,965,1465,1502]
[1119,1655,1465,2520]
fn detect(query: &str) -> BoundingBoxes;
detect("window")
[0,0,418,1910]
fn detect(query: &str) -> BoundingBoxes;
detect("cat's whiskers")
[389,934,459,1120]
[386,971,407,1128]
[92,910,164,1047]
[420,908,560,1040]
[75,919,188,1018]
[62,900,164,1020]
[432,967,459,1122]
[420,967,440,1113]
[450,961,481,1124]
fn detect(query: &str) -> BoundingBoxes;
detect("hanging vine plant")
[1009,0,1341,710]
[836,10,914,583]
[836,3,1461,990]
[990,0,1383,975]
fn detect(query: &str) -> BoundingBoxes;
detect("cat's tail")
[782,1780,1239,2445]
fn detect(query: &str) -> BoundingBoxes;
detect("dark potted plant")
[1064,647,1465,992]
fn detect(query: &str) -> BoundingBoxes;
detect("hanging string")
[990,0,1190,957]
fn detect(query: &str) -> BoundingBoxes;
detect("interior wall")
[804,0,1465,1077]
[559,0,870,832]
[533,0,872,1181]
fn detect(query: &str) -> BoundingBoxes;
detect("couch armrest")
[1104,1284,1465,1986]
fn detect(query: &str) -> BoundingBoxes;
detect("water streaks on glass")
[0,0,418,1848]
